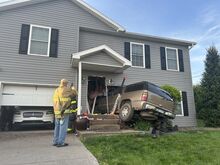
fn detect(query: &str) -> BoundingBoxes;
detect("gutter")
[189,43,197,50]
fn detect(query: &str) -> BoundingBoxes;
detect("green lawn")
[82,131,220,165]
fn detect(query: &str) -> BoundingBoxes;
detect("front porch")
[72,45,131,116]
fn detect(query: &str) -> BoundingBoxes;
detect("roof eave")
[80,27,196,47]
[0,0,126,32]
[72,0,126,32]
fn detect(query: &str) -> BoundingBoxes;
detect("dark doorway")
[87,76,106,114]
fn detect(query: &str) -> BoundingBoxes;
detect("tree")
[199,46,220,127]
[201,46,220,109]
[193,85,203,118]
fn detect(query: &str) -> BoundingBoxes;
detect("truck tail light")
[141,92,148,101]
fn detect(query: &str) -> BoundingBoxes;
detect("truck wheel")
[119,102,134,122]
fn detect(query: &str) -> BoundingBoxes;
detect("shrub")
[134,119,151,131]
[161,85,181,102]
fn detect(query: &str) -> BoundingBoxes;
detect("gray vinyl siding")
[0,0,114,86]
[81,51,122,66]
[79,30,196,127]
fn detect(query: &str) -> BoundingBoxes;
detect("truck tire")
[119,102,134,122]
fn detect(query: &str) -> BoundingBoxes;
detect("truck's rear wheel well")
[120,99,131,108]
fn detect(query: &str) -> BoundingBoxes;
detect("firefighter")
[52,79,75,147]
[67,86,78,136]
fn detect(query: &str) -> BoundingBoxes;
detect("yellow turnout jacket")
[53,85,76,118]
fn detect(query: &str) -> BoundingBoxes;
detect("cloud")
[201,6,219,25]
[190,55,206,62]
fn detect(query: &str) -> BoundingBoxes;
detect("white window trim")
[176,91,184,116]
[28,24,51,57]
[165,47,179,71]
[130,42,145,68]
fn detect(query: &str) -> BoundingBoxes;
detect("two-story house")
[0,0,196,127]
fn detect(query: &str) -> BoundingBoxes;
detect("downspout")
[0,82,3,112]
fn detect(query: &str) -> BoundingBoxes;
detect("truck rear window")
[148,83,173,101]
[124,83,146,92]
[124,81,173,101]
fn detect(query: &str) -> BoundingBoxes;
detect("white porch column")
[0,82,3,111]
[77,62,82,115]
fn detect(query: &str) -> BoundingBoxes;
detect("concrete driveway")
[0,131,99,165]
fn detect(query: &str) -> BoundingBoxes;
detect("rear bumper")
[142,103,175,119]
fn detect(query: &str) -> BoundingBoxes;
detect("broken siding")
[81,71,124,112]
[79,30,196,127]
[0,0,114,85]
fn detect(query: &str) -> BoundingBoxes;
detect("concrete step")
[89,119,119,125]
[89,124,120,132]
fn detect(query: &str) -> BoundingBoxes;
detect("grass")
[81,131,220,165]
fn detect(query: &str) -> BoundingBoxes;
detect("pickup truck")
[95,81,175,122]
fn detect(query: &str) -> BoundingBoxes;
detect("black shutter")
[19,24,30,54]
[49,28,59,58]
[145,45,151,69]
[124,42,130,60]
[178,49,184,72]
[182,91,189,116]
[160,47,166,70]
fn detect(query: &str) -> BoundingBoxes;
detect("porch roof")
[71,45,131,73]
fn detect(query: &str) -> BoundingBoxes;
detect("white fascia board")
[103,45,131,66]
[73,0,126,32]
[72,45,131,66]
[0,0,30,7]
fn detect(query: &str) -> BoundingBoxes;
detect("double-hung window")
[166,48,179,71]
[28,25,51,56]
[130,43,145,67]
[176,92,184,116]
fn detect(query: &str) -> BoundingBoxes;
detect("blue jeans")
[53,115,69,145]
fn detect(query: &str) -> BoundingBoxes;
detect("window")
[166,47,179,71]
[125,82,146,93]
[176,92,184,116]
[28,25,51,56]
[148,83,173,101]
[130,43,145,67]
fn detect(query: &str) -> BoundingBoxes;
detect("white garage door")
[1,84,56,106]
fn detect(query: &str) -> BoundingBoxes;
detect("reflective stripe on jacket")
[70,108,78,113]
[69,98,78,113]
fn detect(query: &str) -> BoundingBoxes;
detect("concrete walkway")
[0,131,99,165]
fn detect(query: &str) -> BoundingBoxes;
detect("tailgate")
[147,83,174,112]
[148,92,174,112]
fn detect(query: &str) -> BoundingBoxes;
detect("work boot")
[56,143,68,147]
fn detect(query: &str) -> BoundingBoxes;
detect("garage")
[1,83,56,106]
[0,82,57,131]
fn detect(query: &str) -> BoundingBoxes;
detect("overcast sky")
[1,0,220,85]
